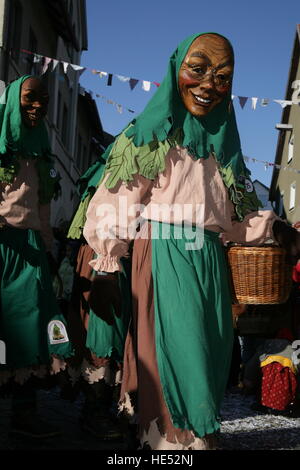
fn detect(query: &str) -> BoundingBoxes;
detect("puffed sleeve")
[223,209,281,245]
[83,173,153,272]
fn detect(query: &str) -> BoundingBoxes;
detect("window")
[287,134,294,164]
[289,183,296,211]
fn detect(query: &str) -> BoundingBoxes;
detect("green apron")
[151,222,233,437]
[86,257,132,360]
[0,227,73,370]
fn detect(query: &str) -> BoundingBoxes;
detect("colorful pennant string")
[243,155,300,175]
[19,49,300,107]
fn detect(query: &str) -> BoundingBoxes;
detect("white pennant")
[116,104,123,114]
[42,57,52,75]
[251,97,258,110]
[52,59,59,71]
[142,81,151,92]
[62,62,69,74]
[70,64,86,76]
[99,71,108,78]
[116,75,130,82]
[273,99,290,108]
[261,98,269,107]
[33,53,43,63]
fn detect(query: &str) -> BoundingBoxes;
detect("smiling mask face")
[20,77,49,128]
[178,34,234,118]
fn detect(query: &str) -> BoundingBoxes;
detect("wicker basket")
[227,246,293,304]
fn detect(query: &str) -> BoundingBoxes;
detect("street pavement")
[1,387,300,451]
[0,387,127,451]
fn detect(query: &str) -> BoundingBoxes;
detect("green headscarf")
[102,32,262,220]
[0,75,60,204]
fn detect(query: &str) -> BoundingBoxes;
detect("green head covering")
[126,33,240,165]
[0,75,51,157]
[0,75,61,204]
[104,33,262,219]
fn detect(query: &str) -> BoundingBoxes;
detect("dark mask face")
[20,77,49,128]
[178,34,234,118]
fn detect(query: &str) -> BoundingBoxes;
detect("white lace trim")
[141,419,216,450]
[67,358,122,386]
[0,357,67,386]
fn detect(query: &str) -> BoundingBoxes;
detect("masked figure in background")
[0,76,73,438]
[66,153,132,441]
[83,34,300,449]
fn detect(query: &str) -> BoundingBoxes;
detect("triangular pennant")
[33,53,43,63]
[261,98,269,107]
[273,99,291,108]
[52,59,59,71]
[251,97,258,110]
[42,57,52,75]
[128,109,135,113]
[70,64,86,76]
[142,81,151,92]
[231,94,236,100]
[116,104,123,114]
[96,70,108,78]
[107,74,113,86]
[129,78,139,90]
[238,96,248,109]
[116,75,130,82]
[153,82,160,87]
[62,62,69,74]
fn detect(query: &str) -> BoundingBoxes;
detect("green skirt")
[86,257,132,361]
[0,227,73,371]
[151,222,233,437]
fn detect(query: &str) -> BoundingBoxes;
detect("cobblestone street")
[0,388,127,451]
[1,388,300,451]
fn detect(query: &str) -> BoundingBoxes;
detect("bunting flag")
[243,155,300,175]
[42,57,52,75]
[129,78,139,90]
[238,96,248,109]
[251,97,258,110]
[19,48,300,105]
[107,74,113,86]
[94,93,136,114]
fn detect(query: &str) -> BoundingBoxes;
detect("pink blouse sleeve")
[223,209,281,245]
[83,173,153,272]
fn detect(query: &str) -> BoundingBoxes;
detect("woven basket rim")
[227,246,286,253]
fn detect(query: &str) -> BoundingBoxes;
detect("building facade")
[0,0,110,229]
[269,25,300,224]
[253,180,273,210]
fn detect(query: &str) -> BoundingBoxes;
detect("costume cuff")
[89,255,122,273]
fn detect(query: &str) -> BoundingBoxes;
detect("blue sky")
[79,0,299,188]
